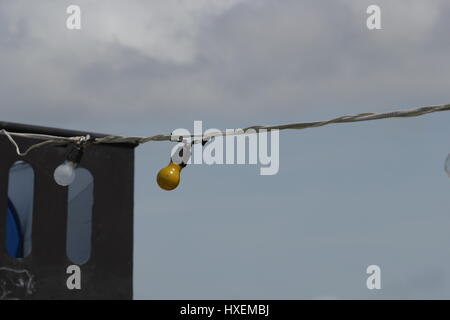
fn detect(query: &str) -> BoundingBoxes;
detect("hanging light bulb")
[445,153,450,178]
[54,160,77,186]
[54,142,85,187]
[157,141,191,191]
[157,161,183,191]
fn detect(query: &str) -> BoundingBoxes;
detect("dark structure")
[0,121,136,300]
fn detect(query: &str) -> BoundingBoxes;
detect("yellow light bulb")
[157,161,183,190]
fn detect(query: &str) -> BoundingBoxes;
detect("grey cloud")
[0,0,449,127]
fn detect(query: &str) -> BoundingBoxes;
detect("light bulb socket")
[66,144,84,164]
[173,145,189,168]
[171,138,211,167]
[171,140,195,168]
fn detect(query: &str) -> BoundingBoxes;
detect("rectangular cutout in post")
[6,161,34,258]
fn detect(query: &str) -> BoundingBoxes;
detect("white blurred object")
[54,161,77,186]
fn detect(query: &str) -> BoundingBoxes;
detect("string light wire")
[1,103,450,156]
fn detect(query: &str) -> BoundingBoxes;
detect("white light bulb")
[445,154,450,178]
[54,161,77,186]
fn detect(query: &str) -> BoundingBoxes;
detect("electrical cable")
[1,103,449,156]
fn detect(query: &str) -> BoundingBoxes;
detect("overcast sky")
[1,0,450,299]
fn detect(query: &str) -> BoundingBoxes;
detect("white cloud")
[88,0,248,63]
[1,0,247,63]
